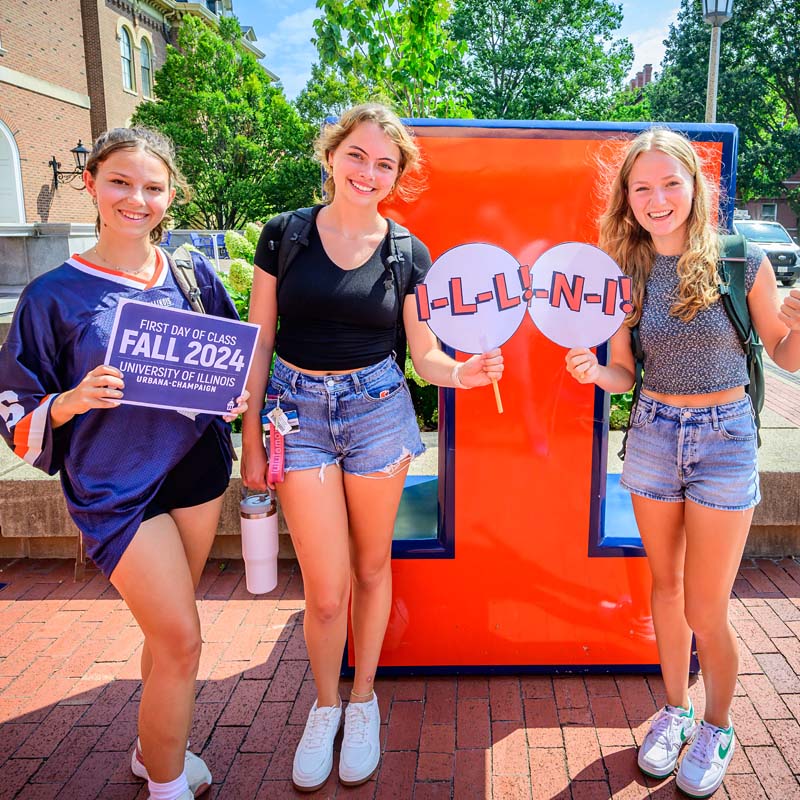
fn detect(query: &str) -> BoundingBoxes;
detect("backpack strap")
[169,246,206,314]
[618,322,644,461]
[717,232,765,442]
[386,219,414,368]
[275,206,321,291]
[717,233,751,348]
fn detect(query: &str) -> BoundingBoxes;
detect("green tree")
[294,63,373,131]
[313,0,470,117]
[446,0,633,120]
[647,0,800,207]
[132,16,318,229]
[601,86,653,122]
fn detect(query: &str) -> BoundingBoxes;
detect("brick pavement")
[764,365,800,426]
[1,558,800,799]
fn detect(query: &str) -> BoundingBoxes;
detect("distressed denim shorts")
[266,355,425,477]
[620,393,760,511]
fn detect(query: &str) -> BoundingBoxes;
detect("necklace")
[90,244,156,277]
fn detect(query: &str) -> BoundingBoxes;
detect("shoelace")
[685,724,719,768]
[646,708,684,751]
[303,708,338,752]
[345,703,372,746]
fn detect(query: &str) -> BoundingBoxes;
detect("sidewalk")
[1,556,799,800]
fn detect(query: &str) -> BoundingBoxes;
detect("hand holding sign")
[105,300,259,416]
[414,240,631,409]
[526,242,632,349]
[527,242,632,392]
[415,243,520,413]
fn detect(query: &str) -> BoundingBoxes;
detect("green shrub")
[244,222,262,247]
[228,259,254,295]
[405,354,438,430]
[609,390,633,430]
[224,230,256,263]
[219,259,253,321]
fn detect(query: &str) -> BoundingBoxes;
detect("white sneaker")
[339,693,381,786]
[292,700,343,792]
[637,702,696,778]
[131,744,212,797]
[676,720,735,798]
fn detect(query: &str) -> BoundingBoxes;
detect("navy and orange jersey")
[0,249,237,575]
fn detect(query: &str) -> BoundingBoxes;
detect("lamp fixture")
[701,0,735,27]
[49,140,90,188]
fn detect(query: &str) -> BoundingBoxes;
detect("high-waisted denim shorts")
[620,393,760,511]
[266,355,425,477]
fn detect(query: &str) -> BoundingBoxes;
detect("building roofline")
[144,1,273,78]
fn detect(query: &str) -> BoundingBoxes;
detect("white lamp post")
[702,0,735,123]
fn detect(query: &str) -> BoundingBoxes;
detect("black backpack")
[265,205,415,368]
[620,233,764,459]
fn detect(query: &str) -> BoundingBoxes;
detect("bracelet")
[451,362,470,389]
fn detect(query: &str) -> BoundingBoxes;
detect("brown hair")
[314,103,421,203]
[598,127,720,325]
[85,127,189,244]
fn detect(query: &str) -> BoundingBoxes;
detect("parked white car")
[732,219,800,287]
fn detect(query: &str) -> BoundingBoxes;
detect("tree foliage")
[132,16,318,229]
[294,63,373,131]
[313,0,470,117]
[446,0,633,120]
[647,0,800,206]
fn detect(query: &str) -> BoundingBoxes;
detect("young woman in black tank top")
[241,103,504,792]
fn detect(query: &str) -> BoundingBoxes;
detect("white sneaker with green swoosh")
[637,702,696,778]
[676,720,735,798]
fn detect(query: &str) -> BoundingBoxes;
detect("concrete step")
[2,418,799,561]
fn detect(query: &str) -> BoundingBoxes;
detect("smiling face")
[626,149,695,255]
[84,146,175,243]
[327,121,401,208]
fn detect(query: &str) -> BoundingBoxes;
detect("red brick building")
[740,170,800,239]
[0,0,272,285]
[0,0,93,227]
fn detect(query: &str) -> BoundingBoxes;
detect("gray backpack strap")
[169,246,206,314]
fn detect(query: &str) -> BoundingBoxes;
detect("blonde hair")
[85,127,189,244]
[314,103,421,203]
[598,127,720,325]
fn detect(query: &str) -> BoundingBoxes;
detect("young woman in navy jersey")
[241,103,504,791]
[0,128,247,800]
[566,128,800,797]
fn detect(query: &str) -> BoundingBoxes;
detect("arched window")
[141,38,153,97]
[0,121,25,223]
[120,27,135,92]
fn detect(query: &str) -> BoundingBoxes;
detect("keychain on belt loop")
[266,396,291,484]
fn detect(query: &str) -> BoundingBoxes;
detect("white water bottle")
[240,490,278,594]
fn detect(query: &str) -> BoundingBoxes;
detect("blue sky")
[233,0,681,100]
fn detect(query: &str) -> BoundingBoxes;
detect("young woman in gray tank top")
[566,128,800,798]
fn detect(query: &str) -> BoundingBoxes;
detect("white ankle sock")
[138,736,189,753]
[147,771,190,800]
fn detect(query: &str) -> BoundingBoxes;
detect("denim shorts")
[620,393,760,511]
[266,355,425,476]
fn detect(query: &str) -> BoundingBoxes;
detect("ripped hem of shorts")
[345,446,424,479]
[283,460,341,484]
